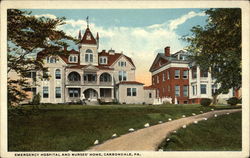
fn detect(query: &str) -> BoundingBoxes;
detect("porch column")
[111,88,114,99]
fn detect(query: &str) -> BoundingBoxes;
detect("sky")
[26,9,208,86]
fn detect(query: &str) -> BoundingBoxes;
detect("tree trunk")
[212,94,218,105]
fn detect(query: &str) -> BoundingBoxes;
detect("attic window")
[46,56,57,63]
[118,61,126,67]
[99,56,108,64]
[86,33,91,40]
[69,55,78,63]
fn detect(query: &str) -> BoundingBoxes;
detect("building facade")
[149,46,235,104]
[21,26,151,105]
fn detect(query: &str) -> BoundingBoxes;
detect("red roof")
[80,28,97,45]
[118,81,144,85]
[144,85,155,90]
[98,50,135,67]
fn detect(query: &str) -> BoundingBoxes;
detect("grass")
[159,111,242,151]
[8,104,240,151]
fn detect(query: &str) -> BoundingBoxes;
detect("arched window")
[68,72,81,81]
[55,69,61,79]
[100,73,112,82]
[85,49,93,63]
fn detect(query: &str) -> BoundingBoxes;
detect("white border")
[1,1,249,158]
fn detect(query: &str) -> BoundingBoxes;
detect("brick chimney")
[164,46,170,57]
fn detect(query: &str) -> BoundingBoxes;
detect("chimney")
[164,46,170,57]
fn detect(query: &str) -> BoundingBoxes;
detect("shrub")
[200,98,212,106]
[32,93,41,105]
[227,97,239,106]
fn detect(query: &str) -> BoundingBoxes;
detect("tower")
[78,17,98,66]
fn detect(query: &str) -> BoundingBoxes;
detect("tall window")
[119,71,127,81]
[175,85,180,96]
[192,85,196,95]
[55,69,61,79]
[201,84,207,94]
[175,70,180,79]
[183,85,188,97]
[162,87,165,96]
[55,87,61,98]
[192,67,197,79]
[127,88,136,96]
[157,75,159,83]
[167,71,170,80]
[43,86,49,98]
[149,93,152,98]
[163,73,166,81]
[85,49,93,62]
[183,70,188,79]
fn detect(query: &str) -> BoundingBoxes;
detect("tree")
[184,8,241,105]
[7,9,76,106]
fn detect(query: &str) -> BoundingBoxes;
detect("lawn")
[159,111,242,151]
[8,104,240,151]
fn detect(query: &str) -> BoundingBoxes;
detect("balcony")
[84,80,97,85]
[100,81,112,86]
[66,80,82,86]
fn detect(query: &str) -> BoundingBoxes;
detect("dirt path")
[88,108,241,151]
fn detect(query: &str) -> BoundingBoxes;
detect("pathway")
[88,108,241,151]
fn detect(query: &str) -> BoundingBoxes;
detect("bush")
[200,98,212,106]
[227,97,239,106]
[32,93,41,105]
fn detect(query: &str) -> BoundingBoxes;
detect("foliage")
[7,9,76,106]
[200,98,212,106]
[227,97,240,106]
[184,8,241,102]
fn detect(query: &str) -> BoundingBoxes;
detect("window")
[168,85,170,92]
[85,49,93,63]
[175,85,180,96]
[55,69,61,79]
[149,93,152,98]
[69,55,77,63]
[119,71,127,81]
[118,61,126,67]
[43,87,49,98]
[163,73,166,81]
[192,67,197,79]
[201,70,208,77]
[167,71,170,80]
[157,75,159,83]
[192,85,197,95]
[69,88,80,98]
[152,77,155,85]
[200,84,207,94]
[99,56,108,64]
[127,88,136,96]
[183,70,188,79]
[55,87,61,98]
[212,84,218,95]
[183,85,188,97]
[175,70,180,79]
[46,56,57,63]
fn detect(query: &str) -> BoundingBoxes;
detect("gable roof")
[98,50,135,67]
[80,28,97,45]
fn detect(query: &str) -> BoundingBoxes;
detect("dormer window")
[118,61,126,67]
[69,55,78,63]
[99,56,108,64]
[46,56,57,63]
